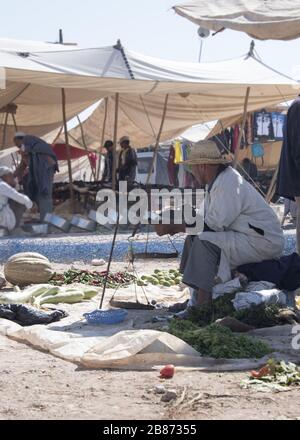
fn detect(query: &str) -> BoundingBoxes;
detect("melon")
[4,252,54,286]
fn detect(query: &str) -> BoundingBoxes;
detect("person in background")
[241,158,258,182]
[13,133,59,221]
[117,136,137,185]
[277,97,300,253]
[101,140,114,184]
[0,167,33,233]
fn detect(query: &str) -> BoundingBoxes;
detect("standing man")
[277,98,300,253]
[117,136,137,185]
[101,140,114,184]
[14,133,59,221]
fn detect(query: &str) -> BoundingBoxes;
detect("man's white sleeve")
[0,183,33,209]
[205,185,242,232]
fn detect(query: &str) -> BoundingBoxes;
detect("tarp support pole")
[233,87,251,169]
[266,163,279,203]
[146,94,169,185]
[61,88,75,213]
[77,115,96,181]
[97,97,108,181]
[1,112,9,151]
[112,93,119,192]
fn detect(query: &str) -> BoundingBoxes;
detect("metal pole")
[112,93,119,192]
[233,87,251,169]
[61,88,75,213]
[146,94,169,185]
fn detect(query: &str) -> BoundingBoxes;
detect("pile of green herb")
[168,320,272,359]
[187,294,284,329]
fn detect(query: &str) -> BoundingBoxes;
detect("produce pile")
[50,269,136,288]
[139,269,182,287]
[242,360,300,392]
[187,294,296,329]
[0,284,99,307]
[168,320,272,359]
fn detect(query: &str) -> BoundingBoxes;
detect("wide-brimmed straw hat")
[182,140,230,165]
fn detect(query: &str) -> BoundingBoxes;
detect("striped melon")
[4,252,54,286]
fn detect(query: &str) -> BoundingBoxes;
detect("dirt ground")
[1,259,300,421]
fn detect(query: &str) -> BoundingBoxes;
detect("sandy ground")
[1,259,300,420]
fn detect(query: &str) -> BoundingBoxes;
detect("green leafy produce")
[168,320,272,359]
[242,360,300,392]
[51,269,136,289]
[234,304,283,328]
[187,295,286,329]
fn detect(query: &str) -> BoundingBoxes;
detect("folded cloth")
[233,288,286,311]
[212,278,242,299]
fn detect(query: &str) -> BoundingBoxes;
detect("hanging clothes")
[174,141,183,164]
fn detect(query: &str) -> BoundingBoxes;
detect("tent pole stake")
[61,88,75,213]
[233,87,251,169]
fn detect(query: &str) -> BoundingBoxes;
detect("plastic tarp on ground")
[173,0,300,41]
[0,286,299,371]
[0,38,300,150]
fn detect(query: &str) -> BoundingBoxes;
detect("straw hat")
[182,140,230,165]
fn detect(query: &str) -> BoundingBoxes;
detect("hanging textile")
[174,141,183,164]
[271,112,286,140]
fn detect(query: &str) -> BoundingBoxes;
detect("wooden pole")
[77,116,96,181]
[1,112,9,151]
[112,93,119,192]
[97,97,108,181]
[61,88,75,213]
[266,163,279,204]
[233,87,251,169]
[146,94,169,185]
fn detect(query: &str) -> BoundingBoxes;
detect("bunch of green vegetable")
[242,359,300,392]
[139,269,182,287]
[51,269,136,289]
[186,294,284,329]
[168,320,272,359]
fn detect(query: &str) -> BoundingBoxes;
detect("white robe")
[0,181,33,231]
[198,167,284,283]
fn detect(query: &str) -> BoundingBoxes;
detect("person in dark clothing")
[14,133,59,221]
[117,136,137,185]
[101,140,114,184]
[276,98,300,253]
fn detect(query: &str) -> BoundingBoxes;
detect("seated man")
[0,167,33,233]
[155,140,284,314]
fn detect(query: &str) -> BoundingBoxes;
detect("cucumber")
[38,291,85,305]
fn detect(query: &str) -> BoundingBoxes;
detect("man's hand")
[154,223,186,237]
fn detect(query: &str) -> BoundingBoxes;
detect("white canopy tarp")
[173,0,300,41]
[0,38,299,150]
